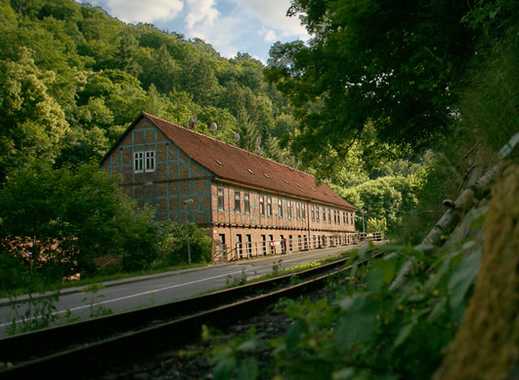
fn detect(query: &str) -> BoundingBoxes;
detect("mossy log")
[434,164,519,380]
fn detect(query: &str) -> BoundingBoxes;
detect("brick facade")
[101,113,356,262]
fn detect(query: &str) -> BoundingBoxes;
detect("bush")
[0,162,162,282]
[0,249,31,291]
[156,223,212,266]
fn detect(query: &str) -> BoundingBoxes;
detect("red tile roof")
[132,113,354,210]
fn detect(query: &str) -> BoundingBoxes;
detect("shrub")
[157,223,212,266]
[0,162,162,282]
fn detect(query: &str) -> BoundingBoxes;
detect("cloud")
[104,0,184,23]
[238,0,309,40]
[185,0,219,31]
[184,0,241,57]
[262,29,277,42]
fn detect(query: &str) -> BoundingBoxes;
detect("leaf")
[333,368,355,380]
[238,338,257,353]
[448,248,482,310]
[236,358,259,380]
[285,320,306,351]
[336,295,379,352]
[393,321,415,349]
[366,257,399,292]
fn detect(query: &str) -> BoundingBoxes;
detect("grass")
[223,249,358,289]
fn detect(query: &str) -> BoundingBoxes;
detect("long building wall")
[210,181,355,261]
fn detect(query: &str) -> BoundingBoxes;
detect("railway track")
[0,248,383,380]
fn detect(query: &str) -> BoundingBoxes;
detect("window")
[311,206,315,222]
[343,211,347,223]
[134,151,156,173]
[133,152,144,173]
[145,151,156,172]
[287,201,292,219]
[259,195,265,215]
[267,196,272,216]
[244,193,250,213]
[278,199,283,218]
[234,191,241,212]
[296,202,301,219]
[323,207,326,222]
[328,208,331,223]
[316,206,320,222]
[302,204,306,219]
[217,186,225,211]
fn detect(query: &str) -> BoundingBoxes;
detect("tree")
[0,163,161,277]
[0,48,69,180]
[266,0,477,168]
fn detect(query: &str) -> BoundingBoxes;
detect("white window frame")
[145,151,156,173]
[134,151,144,173]
[134,150,156,173]
[217,186,225,211]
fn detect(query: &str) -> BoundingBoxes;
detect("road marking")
[0,269,246,328]
[1,248,350,329]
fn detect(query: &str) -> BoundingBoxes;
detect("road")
[0,245,359,337]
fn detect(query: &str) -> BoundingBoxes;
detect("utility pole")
[183,198,194,264]
[362,209,366,235]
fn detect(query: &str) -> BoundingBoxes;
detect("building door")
[261,235,267,255]
[236,234,243,259]
[218,234,226,256]
[269,234,275,254]
[280,235,287,254]
[246,234,252,257]
[289,235,293,251]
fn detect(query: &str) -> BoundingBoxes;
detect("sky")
[79,0,310,62]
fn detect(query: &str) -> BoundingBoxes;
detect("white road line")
[1,249,347,329]
[0,269,245,328]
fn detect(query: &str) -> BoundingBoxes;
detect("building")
[101,112,356,262]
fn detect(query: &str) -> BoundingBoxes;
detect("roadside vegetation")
[0,162,212,295]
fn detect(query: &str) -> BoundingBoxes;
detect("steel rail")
[0,250,382,379]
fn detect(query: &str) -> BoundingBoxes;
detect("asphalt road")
[0,245,359,337]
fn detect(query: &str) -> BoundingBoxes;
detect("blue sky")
[79,0,309,62]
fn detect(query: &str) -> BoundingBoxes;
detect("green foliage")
[338,175,422,234]
[0,48,69,180]
[217,245,482,379]
[211,328,262,380]
[7,290,60,335]
[266,0,518,173]
[155,223,212,266]
[0,162,162,280]
[0,0,295,172]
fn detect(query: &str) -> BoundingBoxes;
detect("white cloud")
[262,29,277,42]
[186,0,219,32]
[238,0,309,40]
[184,0,241,57]
[105,0,184,23]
